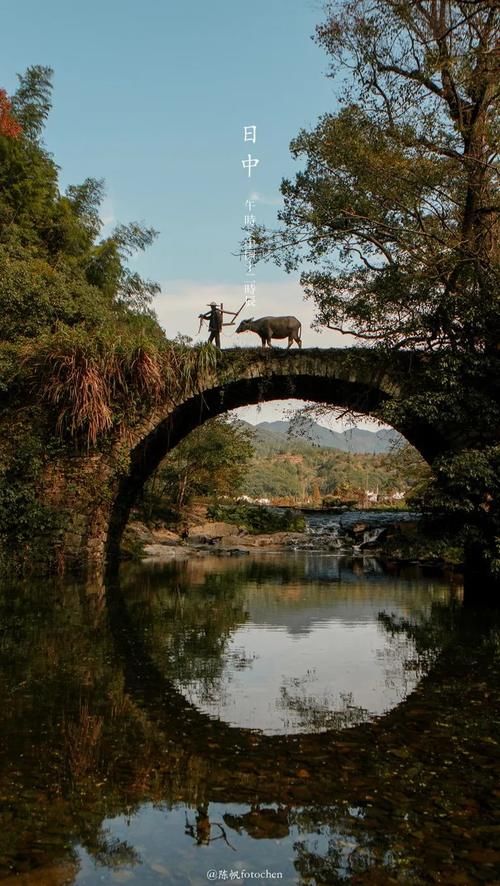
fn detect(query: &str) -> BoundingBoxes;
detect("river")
[0,549,499,884]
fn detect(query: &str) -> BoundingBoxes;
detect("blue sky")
[1,0,380,429]
[2,0,335,288]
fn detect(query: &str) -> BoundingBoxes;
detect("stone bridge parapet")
[39,346,442,571]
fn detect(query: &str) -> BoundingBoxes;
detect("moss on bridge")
[0,343,488,574]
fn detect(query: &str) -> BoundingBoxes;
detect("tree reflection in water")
[122,555,442,734]
[0,555,499,883]
[278,684,369,732]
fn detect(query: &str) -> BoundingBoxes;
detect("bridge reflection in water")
[1,553,500,884]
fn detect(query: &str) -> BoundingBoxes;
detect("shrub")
[207,502,305,534]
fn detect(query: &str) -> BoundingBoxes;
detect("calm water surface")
[1,552,500,884]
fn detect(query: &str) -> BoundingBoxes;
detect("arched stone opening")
[44,347,454,572]
[105,369,440,565]
[105,565,472,803]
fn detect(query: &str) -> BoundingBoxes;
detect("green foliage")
[11,65,54,142]
[242,457,304,500]
[0,64,175,568]
[0,416,62,571]
[383,522,464,566]
[21,332,216,447]
[0,64,207,452]
[206,502,305,534]
[65,177,105,241]
[0,247,107,341]
[259,2,499,353]
[419,445,500,575]
[241,430,429,505]
[253,2,500,576]
[0,130,57,243]
[0,65,162,341]
[139,416,255,520]
[389,443,433,502]
[424,447,500,514]
[85,221,160,312]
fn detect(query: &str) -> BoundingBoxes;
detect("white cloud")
[232,400,381,431]
[152,279,381,428]
[153,277,351,349]
[249,190,283,207]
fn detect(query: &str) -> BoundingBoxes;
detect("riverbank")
[123,507,464,569]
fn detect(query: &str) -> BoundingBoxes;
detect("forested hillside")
[240,421,429,504]
[137,414,430,522]
[252,420,401,454]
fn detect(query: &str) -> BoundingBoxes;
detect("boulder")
[188,521,245,543]
[350,523,369,536]
[219,534,250,548]
[142,544,188,560]
[151,527,182,545]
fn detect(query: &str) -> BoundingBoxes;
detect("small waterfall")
[362,526,386,547]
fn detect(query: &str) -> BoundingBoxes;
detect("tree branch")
[347,246,383,272]
[378,63,445,99]
[413,136,463,161]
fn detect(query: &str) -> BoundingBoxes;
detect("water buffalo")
[236,316,302,348]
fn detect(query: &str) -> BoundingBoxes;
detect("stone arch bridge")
[42,347,468,572]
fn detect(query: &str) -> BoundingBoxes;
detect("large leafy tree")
[0,67,169,568]
[259,1,499,353]
[140,416,255,518]
[255,3,500,586]
[0,66,161,340]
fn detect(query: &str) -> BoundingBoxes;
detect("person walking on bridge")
[199,302,223,349]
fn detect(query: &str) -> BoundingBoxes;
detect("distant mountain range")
[247,419,402,454]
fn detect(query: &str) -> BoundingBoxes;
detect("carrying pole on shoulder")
[197,300,247,336]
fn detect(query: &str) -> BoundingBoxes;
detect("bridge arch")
[106,348,444,564]
[106,564,469,809]
[46,347,444,571]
